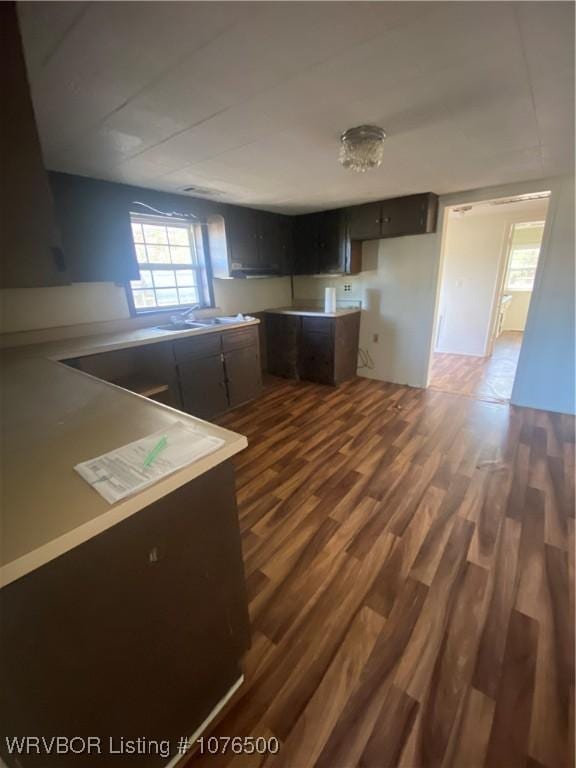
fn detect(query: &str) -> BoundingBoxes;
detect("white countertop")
[1,320,258,587]
[264,307,361,318]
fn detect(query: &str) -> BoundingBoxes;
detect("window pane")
[170,246,192,264]
[147,244,171,263]
[507,269,535,291]
[135,244,147,263]
[175,269,195,286]
[142,224,168,244]
[178,286,199,304]
[132,290,156,309]
[167,227,189,246]
[156,288,179,306]
[130,270,153,289]
[153,270,176,288]
[131,223,144,243]
[509,248,539,269]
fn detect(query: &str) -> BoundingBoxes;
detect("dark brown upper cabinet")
[293,209,361,276]
[208,207,291,278]
[0,3,69,288]
[49,172,140,284]
[348,193,438,241]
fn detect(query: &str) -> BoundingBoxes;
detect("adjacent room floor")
[186,375,574,768]
[430,331,523,403]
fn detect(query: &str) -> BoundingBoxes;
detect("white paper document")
[75,421,225,504]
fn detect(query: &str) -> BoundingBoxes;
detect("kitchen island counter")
[1,323,252,586]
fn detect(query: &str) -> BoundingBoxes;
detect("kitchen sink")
[153,322,198,332]
[153,316,248,332]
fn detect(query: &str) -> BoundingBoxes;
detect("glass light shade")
[339,125,387,173]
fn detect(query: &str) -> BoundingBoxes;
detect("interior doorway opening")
[430,191,550,403]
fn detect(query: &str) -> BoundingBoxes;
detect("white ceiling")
[18,1,575,213]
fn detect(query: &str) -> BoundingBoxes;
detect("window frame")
[126,213,214,316]
[503,220,545,293]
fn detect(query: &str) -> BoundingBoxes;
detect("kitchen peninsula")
[0,320,256,767]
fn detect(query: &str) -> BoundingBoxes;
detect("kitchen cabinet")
[0,462,250,767]
[347,201,382,241]
[178,355,229,419]
[292,210,360,275]
[265,311,361,386]
[209,208,292,277]
[299,318,334,385]
[258,211,292,275]
[0,3,69,288]
[265,313,300,378]
[348,193,438,240]
[224,205,260,272]
[49,172,140,283]
[175,326,262,417]
[292,213,321,274]
[66,326,262,422]
[225,346,262,407]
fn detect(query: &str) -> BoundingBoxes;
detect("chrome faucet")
[171,303,201,325]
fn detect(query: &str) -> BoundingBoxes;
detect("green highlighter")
[142,435,168,469]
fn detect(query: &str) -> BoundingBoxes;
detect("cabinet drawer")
[302,317,332,336]
[173,332,222,363]
[222,326,258,352]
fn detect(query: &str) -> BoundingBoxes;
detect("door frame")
[425,182,554,388]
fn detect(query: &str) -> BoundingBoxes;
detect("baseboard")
[165,674,244,768]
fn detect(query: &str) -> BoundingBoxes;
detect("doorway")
[429,193,550,403]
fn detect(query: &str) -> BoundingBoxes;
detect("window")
[128,215,211,312]
[504,221,544,292]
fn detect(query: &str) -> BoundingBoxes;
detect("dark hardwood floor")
[185,375,575,768]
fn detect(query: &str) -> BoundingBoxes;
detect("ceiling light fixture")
[339,125,387,173]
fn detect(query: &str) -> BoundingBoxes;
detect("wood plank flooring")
[185,375,575,768]
[430,331,523,403]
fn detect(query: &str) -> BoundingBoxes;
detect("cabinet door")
[178,355,228,419]
[224,346,262,408]
[292,213,321,274]
[380,193,438,237]
[265,314,300,378]
[299,331,333,385]
[0,3,69,288]
[318,210,350,273]
[257,212,288,274]
[225,206,259,271]
[348,201,382,240]
[50,172,139,283]
[299,318,334,385]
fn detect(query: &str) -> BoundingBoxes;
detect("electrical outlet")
[343,283,352,293]
[373,333,379,343]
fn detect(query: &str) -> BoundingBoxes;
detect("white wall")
[436,211,509,355]
[0,283,130,333]
[212,277,291,316]
[0,277,292,334]
[502,292,531,331]
[512,176,575,415]
[294,233,440,388]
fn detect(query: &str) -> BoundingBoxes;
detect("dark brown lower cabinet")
[175,327,262,418]
[225,345,262,408]
[178,354,229,419]
[265,313,300,378]
[265,311,361,386]
[0,462,250,767]
[65,326,263,422]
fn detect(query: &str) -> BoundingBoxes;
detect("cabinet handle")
[382,216,391,223]
[51,247,67,272]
